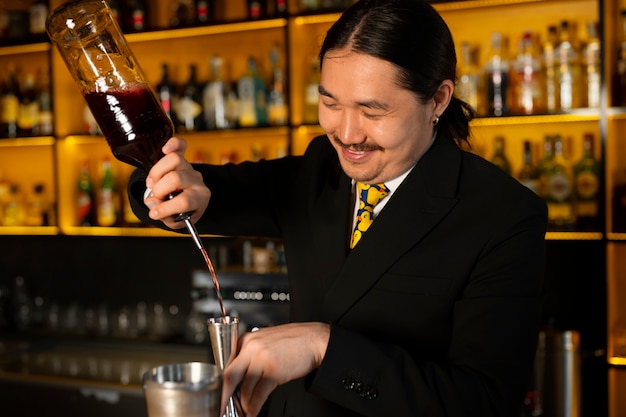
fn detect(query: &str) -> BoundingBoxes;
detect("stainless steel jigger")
[208,316,243,417]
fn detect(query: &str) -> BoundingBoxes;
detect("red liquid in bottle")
[83,84,174,172]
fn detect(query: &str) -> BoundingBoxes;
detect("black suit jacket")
[129,134,548,417]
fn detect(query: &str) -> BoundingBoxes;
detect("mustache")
[332,135,384,152]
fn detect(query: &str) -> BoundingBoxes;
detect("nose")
[337,109,365,145]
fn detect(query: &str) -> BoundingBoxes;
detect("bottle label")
[548,173,572,202]
[1,94,19,123]
[575,171,599,199]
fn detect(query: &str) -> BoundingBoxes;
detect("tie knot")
[356,182,389,208]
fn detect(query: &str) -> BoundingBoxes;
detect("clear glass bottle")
[203,55,230,130]
[238,57,267,127]
[484,32,510,117]
[490,135,512,175]
[457,41,480,113]
[573,133,601,230]
[583,21,601,108]
[303,56,321,124]
[543,25,559,113]
[518,140,540,194]
[546,135,575,229]
[556,20,583,111]
[267,44,288,126]
[511,30,544,115]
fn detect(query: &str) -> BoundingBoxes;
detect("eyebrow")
[318,85,391,111]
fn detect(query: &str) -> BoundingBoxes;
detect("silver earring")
[433,116,439,126]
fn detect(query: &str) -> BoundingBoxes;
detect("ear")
[432,79,454,117]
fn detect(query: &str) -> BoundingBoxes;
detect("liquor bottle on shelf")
[300,0,320,11]
[556,20,583,111]
[456,41,480,113]
[543,25,559,113]
[573,133,601,230]
[484,32,510,117]
[271,0,288,16]
[124,0,147,33]
[0,64,20,138]
[203,55,230,130]
[238,57,267,127]
[518,140,540,194]
[537,135,555,202]
[29,0,48,42]
[195,0,213,24]
[511,30,544,115]
[3,183,24,226]
[18,73,38,137]
[97,157,119,227]
[108,0,124,26]
[77,158,95,226]
[177,64,204,132]
[616,10,626,107]
[170,0,196,28]
[25,183,48,227]
[303,56,321,124]
[546,135,575,230]
[490,136,512,175]
[37,68,53,136]
[583,21,601,109]
[247,0,265,19]
[267,45,288,126]
[156,63,178,124]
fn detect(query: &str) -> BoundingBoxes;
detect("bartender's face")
[319,48,444,184]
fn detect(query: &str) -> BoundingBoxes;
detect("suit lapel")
[323,137,463,322]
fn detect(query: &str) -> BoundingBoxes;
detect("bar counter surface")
[0,335,210,417]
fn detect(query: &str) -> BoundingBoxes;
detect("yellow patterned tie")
[350,182,389,249]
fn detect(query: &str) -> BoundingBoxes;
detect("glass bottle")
[76,158,95,226]
[29,0,48,42]
[518,140,540,194]
[3,183,24,226]
[457,41,480,113]
[0,63,20,138]
[543,25,559,113]
[25,183,47,226]
[573,133,601,230]
[177,64,204,132]
[267,44,288,126]
[18,73,38,137]
[37,68,53,136]
[156,63,177,124]
[238,57,267,127]
[195,0,213,25]
[97,157,119,227]
[556,20,583,111]
[484,32,510,117]
[546,135,575,230]
[124,0,148,33]
[303,56,321,124]
[203,55,230,130]
[583,21,601,108]
[511,30,544,115]
[247,0,265,19]
[537,135,555,201]
[490,136,512,175]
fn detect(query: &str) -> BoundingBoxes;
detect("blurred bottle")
[543,25,559,113]
[518,140,540,194]
[303,56,320,124]
[124,0,147,32]
[195,0,213,24]
[573,133,600,230]
[616,10,626,106]
[511,30,544,115]
[225,82,239,128]
[0,171,9,224]
[3,183,24,226]
[267,44,288,126]
[25,183,49,226]
[203,56,230,129]
[456,41,480,113]
[270,0,288,16]
[484,32,510,117]
[97,157,119,227]
[156,63,178,123]
[613,170,626,233]
[556,20,583,111]
[37,68,53,136]
[583,21,601,108]
[546,135,575,229]
[238,57,267,127]
[247,0,265,19]
[170,0,196,28]
[537,135,555,201]
[177,63,204,132]
[490,136,512,175]
[300,0,320,11]
[108,0,124,26]
[18,72,38,136]
[0,63,20,138]
[77,158,95,226]
[29,0,48,42]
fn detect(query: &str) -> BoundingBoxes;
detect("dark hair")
[320,0,475,146]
